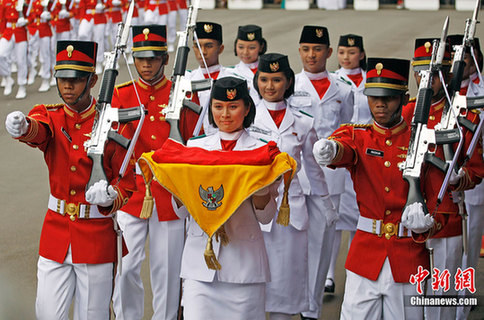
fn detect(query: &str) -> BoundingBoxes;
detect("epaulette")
[340,123,372,128]
[409,97,416,102]
[299,110,313,118]
[42,103,64,110]
[189,134,206,140]
[115,80,134,89]
[471,109,481,114]
[338,77,352,86]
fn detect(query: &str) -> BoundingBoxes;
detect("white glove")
[5,111,29,138]
[312,139,338,166]
[449,167,465,185]
[322,195,338,226]
[40,11,51,21]
[95,2,105,13]
[112,0,121,6]
[58,9,70,19]
[85,180,118,207]
[16,17,28,27]
[401,202,434,234]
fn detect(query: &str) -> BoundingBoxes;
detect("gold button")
[384,161,391,167]
[75,124,81,129]
[429,115,435,121]
[386,140,392,146]
[70,166,77,172]
[385,210,391,216]
[70,190,76,196]
[159,116,165,121]
[150,115,155,121]
[385,224,394,233]
[150,96,155,101]
[385,187,390,192]
[385,233,391,240]
[151,135,156,140]
[73,144,79,150]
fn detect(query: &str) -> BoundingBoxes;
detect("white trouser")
[177,9,187,31]
[167,9,177,45]
[112,209,185,320]
[425,235,462,320]
[78,20,105,63]
[28,32,52,79]
[456,203,484,320]
[341,258,423,320]
[144,9,167,25]
[302,194,336,319]
[35,247,113,320]
[56,30,72,41]
[0,37,28,85]
[327,229,355,281]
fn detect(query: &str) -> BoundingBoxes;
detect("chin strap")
[57,73,93,107]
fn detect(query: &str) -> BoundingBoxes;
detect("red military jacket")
[79,0,106,24]
[328,120,446,283]
[0,0,28,42]
[105,0,122,23]
[27,0,53,37]
[402,97,484,238]
[17,99,136,264]
[51,0,71,33]
[112,76,199,221]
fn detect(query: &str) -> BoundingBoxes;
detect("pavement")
[0,6,483,320]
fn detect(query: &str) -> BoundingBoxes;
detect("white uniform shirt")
[232,60,261,105]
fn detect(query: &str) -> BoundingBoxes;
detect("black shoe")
[324,278,335,293]
[300,314,318,320]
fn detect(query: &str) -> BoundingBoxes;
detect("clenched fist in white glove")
[449,167,465,185]
[312,139,338,166]
[95,2,105,13]
[85,180,118,207]
[58,9,70,19]
[16,17,28,27]
[112,0,121,6]
[6,111,29,138]
[40,11,51,21]
[401,202,434,234]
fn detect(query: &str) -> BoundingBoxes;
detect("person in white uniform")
[326,33,371,294]
[174,76,277,320]
[294,25,353,320]
[247,53,332,320]
[232,24,267,105]
[188,21,234,136]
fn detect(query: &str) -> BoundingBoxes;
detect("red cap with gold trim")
[412,38,452,72]
[364,57,409,97]
[132,25,167,58]
[54,41,97,78]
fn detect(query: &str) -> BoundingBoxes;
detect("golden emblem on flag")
[226,88,237,100]
[66,45,74,58]
[199,185,224,210]
[376,63,383,76]
[143,28,150,40]
[270,62,279,72]
[315,28,324,38]
[247,32,255,41]
[424,41,432,53]
[204,24,213,33]
[348,38,355,46]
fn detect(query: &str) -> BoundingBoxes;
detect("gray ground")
[0,6,483,320]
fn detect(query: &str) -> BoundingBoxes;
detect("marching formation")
[3,1,484,320]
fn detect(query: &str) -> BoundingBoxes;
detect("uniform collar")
[303,70,328,80]
[338,67,362,75]
[431,97,446,112]
[243,61,259,69]
[202,64,222,75]
[263,99,287,111]
[63,97,97,120]
[219,129,244,141]
[372,118,407,136]
[137,75,168,91]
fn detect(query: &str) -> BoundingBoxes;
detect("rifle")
[84,0,144,191]
[162,0,212,144]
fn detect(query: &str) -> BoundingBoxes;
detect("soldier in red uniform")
[402,38,484,320]
[77,0,106,73]
[111,25,199,320]
[5,40,136,320]
[0,0,29,99]
[313,58,447,320]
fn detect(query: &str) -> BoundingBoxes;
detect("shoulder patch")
[340,123,372,128]
[338,77,352,86]
[189,134,206,140]
[115,80,135,89]
[299,110,313,118]
[409,97,416,102]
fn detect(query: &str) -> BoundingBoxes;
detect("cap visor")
[364,87,404,97]
[54,69,91,78]
[132,50,165,58]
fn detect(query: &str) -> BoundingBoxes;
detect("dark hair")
[207,95,256,129]
[233,38,267,57]
[337,46,367,71]
[253,68,295,100]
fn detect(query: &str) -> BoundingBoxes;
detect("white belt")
[48,194,111,221]
[86,9,101,14]
[357,216,411,239]
[6,22,16,28]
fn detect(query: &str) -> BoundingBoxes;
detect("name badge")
[366,148,384,157]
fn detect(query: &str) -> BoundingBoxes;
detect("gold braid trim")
[214,224,230,246]
[20,117,39,142]
[204,236,221,270]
